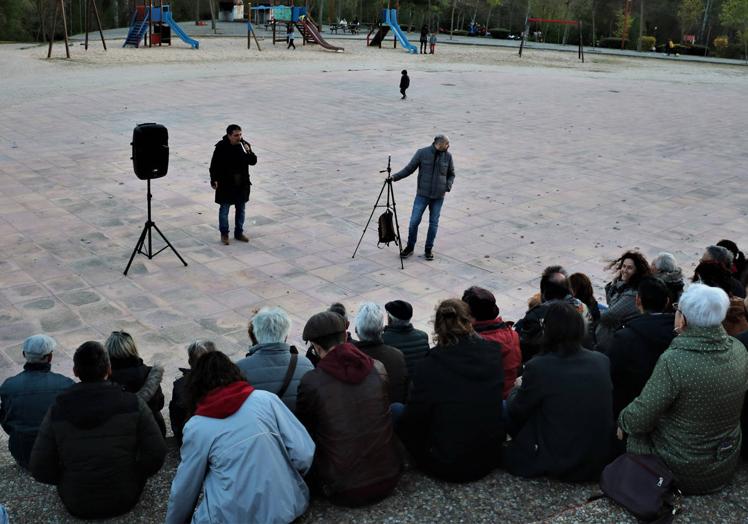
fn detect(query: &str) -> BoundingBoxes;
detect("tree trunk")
[427,0,431,30]
[484,4,492,29]
[562,0,570,45]
[699,0,712,44]
[449,0,456,39]
[591,0,596,47]
[636,0,643,51]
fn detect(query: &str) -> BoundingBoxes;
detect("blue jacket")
[236,342,314,412]
[0,363,74,468]
[165,391,314,524]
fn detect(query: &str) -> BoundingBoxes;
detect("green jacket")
[619,325,748,494]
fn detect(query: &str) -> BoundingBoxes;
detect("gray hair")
[652,252,679,273]
[679,283,730,327]
[251,307,291,344]
[186,340,216,367]
[387,313,410,328]
[355,302,385,342]
[705,245,733,268]
[434,134,450,146]
[22,334,57,363]
[105,331,139,360]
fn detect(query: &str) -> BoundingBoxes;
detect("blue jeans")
[218,202,245,236]
[407,195,444,250]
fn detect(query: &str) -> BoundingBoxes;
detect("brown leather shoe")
[234,233,249,242]
[221,234,230,245]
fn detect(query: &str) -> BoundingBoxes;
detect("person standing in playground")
[420,25,428,54]
[392,135,455,261]
[400,70,410,100]
[287,24,296,50]
[429,31,437,54]
[210,124,257,245]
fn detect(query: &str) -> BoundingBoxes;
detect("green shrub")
[489,27,510,39]
[639,35,656,50]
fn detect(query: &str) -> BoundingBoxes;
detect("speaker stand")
[124,179,188,276]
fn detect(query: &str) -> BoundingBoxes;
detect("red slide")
[301,18,344,52]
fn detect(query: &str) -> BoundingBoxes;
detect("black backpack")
[378,210,398,247]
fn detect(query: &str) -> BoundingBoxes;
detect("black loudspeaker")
[132,123,169,180]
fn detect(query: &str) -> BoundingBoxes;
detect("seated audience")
[503,302,613,481]
[0,335,74,469]
[607,277,676,418]
[462,286,521,399]
[166,352,315,524]
[723,297,748,346]
[569,272,605,345]
[169,339,216,445]
[382,300,430,377]
[596,251,651,352]
[398,299,505,482]
[105,331,166,436]
[700,245,746,298]
[718,239,748,288]
[353,302,408,403]
[30,341,166,519]
[306,302,354,366]
[297,311,402,506]
[618,284,748,494]
[236,307,314,412]
[515,265,590,361]
[650,252,685,311]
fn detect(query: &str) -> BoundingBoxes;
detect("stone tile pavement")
[1,41,748,522]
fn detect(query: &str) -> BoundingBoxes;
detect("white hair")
[251,307,291,344]
[652,252,679,273]
[355,302,385,342]
[186,339,216,367]
[679,283,730,327]
[23,334,57,363]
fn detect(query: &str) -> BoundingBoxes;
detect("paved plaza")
[1,38,748,522]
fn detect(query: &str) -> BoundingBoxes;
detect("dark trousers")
[420,40,427,53]
[400,87,407,98]
[288,39,295,49]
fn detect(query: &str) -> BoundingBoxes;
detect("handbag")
[598,453,679,523]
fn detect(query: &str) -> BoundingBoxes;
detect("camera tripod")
[124,178,188,276]
[352,156,405,270]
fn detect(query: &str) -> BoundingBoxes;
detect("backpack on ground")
[378,210,398,247]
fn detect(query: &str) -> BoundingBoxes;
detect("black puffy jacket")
[209,135,257,205]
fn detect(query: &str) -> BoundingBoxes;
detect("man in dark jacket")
[607,276,676,418]
[382,300,429,378]
[209,124,258,245]
[297,311,402,507]
[30,341,166,519]
[0,335,74,469]
[393,135,455,261]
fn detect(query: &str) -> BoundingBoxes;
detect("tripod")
[124,179,188,275]
[352,156,405,270]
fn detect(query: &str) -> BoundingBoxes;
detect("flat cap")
[385,300,413,321]
[303,311,346,341]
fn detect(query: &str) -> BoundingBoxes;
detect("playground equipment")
[367,9,417,54]
[270,6,344,52]
[519,17,584,62]
[124,3,199,48]
[47,0,106,58]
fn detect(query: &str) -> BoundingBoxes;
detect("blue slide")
[385,9,417,54]
[163,9,199,49]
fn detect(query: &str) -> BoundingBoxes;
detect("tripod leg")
[352,180,388,259]
[124,222,149,275]
[151,222,188,267]
[388,180,405,270]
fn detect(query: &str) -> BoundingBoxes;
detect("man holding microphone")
[209,124,257,245]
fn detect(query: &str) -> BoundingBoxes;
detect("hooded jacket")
[392,145,455,199]
[473,317,521,399]
[209,135,257,205]
[619,326,748,494]
[398,334,505,482]
[607,313,676,417]
[29,381,166,519]
[296,343,402,504]
[0,362,74,468]
[166,383,315,524]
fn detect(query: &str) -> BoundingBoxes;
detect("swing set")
[518,17,584,63]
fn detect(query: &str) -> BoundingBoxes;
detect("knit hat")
[461,286,499,321]
[385,300,413,321]
[303,311,346,342]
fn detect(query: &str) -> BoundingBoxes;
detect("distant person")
[0,335,74,469]
[166,352,315,524]
[666,38,677,56]
[105,330,166,437]
[30,341,166,519]
[287,23,296,49]
[169,339,216,445]
[420,24,428,54]
[429,31,437,54]
[210,124,257,245]
[382,300,430,378]
[393,134,455,261]
[297,311,402,506]
[399,69,409,100]
[236,307,314,412]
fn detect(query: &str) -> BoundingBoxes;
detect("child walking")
[287,24,296,50]
[399,70,410,100]
[429,31,437,54]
